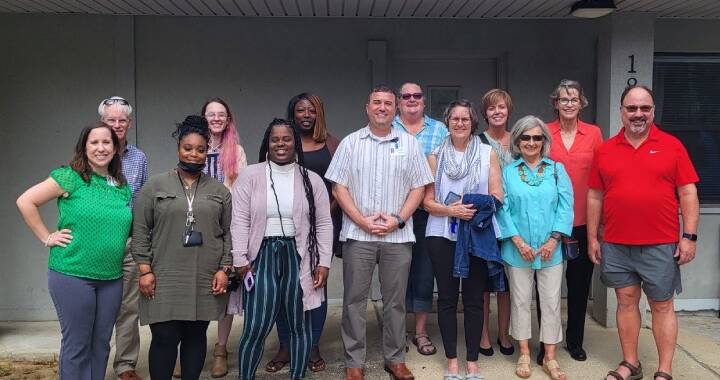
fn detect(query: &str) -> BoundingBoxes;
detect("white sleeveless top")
[426,143,499,241]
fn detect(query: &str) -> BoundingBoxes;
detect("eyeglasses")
[102,97,129,106]
[205,113,228,119]
[449,117,472,125]
[519,134,545,142]
[400,93,423,101]
[623,105,653,113]
[558,98,580,106]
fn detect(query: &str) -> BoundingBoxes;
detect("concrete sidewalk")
[1,302,718,379]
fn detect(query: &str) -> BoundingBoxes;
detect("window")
[653,53,720,203]
[427,86,460,121]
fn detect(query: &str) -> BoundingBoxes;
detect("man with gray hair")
[99,96,148,380]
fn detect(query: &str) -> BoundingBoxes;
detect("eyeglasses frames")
[558,98,580,106]
[623,105,654,113]
[519,134,545,142]
[400,93,423,101]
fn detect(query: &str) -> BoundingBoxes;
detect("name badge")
[390,146,406,156]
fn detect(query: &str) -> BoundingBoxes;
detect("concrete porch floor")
[1,301,718,379]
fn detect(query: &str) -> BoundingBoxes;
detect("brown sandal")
[515,354,531,379]
[606,360,643,380]
[412,333,437,355]
[654,371,672,380]
[264,358,289,373]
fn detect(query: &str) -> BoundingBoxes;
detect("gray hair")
[509,115,552,159]
[549,79,589,113]
[98,96,133,118]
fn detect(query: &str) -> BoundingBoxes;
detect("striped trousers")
[238,237,312,380]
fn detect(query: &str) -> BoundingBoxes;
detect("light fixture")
[570,0,616,18]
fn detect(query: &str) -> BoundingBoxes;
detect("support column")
[593,12,655,327]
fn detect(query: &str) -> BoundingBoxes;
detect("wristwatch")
[550,232,562,241]
[392,213,406,229]
[682,232,698,241]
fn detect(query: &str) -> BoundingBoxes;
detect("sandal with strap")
[412,333,437,355]
[543,359,567,380]
[444,373,463,380]
[465,373,485,380]
[654,371,672,380]
[605,360,643,380]
[515,354,531,379]
[264,358,289,373]
[308,356,326,372]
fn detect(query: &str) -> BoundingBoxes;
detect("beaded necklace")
[518,162,547,186]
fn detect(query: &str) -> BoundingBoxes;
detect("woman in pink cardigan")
[231,118,333,380]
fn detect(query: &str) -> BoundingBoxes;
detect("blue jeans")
[406,209,434,313]
[48,269,122,380]
[277,286,327,347]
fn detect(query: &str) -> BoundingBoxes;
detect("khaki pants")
[341,240,412,368]
[113,247,141,375]
[507,264,564,344]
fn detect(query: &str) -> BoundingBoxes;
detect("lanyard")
[177,172,200,227]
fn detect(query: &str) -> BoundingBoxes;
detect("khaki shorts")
[600,242,682,301]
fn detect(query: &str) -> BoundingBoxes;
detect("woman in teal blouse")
[496,116,573,380]
[17,123,132,380]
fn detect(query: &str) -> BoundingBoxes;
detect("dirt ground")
[0,360,57,380]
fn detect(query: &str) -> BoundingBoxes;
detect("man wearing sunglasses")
[587,85,699,380]
[391,82,448,358]
[99,96,149,380]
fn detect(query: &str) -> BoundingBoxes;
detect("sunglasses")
[400,93,423,100]
[102,97,129,106]
[623,105,653,113]
[519,134,545,142]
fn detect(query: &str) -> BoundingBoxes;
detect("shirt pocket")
[204,194,226,236]
[153,192,177,215]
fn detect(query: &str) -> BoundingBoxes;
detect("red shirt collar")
[548,119,593,135]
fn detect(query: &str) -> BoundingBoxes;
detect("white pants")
[507,264,564,344]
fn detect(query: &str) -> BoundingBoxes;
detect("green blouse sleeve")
[49,167,83,195]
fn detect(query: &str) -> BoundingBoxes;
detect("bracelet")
[139,271,154,277]
[44,232,55,247]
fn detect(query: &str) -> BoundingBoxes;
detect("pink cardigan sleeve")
[230,169,253,267]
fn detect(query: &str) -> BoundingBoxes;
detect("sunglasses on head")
[400,93,423,100]
[103,97,129,106]
[519,134,545,142]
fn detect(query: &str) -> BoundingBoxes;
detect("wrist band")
[140,271,154,277]
[44,232,55,247]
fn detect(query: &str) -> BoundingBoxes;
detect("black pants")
[148,320,210,380]
[535,225,593,348]
[427,237,487,361]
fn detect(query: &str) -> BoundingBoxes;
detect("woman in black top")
[264,93,339,374]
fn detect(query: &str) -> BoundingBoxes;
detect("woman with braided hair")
[232,118,333,380]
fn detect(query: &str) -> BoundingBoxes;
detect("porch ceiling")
[1,0,719,18]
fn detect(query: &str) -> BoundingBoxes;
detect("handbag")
[553,163,580,261]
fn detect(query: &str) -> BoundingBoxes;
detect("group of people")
[15,79,698,380]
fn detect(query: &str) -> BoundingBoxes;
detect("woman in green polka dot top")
[16,123,132,380]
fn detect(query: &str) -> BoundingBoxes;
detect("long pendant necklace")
[518,162,547,186]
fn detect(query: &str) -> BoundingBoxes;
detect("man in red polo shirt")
[587,85,699,380]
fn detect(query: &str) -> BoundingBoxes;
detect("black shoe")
[536,342,545,366]
[479,345,494,356]
[497,338,514,356]
[566,345,587,361]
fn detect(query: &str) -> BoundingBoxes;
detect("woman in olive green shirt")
[131,115,231,380]
[17,123,132,380]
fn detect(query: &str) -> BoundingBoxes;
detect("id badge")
[390,146,406,157]
[183,229,203,247]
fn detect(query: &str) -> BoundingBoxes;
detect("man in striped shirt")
[326,85,434,380]
[99,96,148,380]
